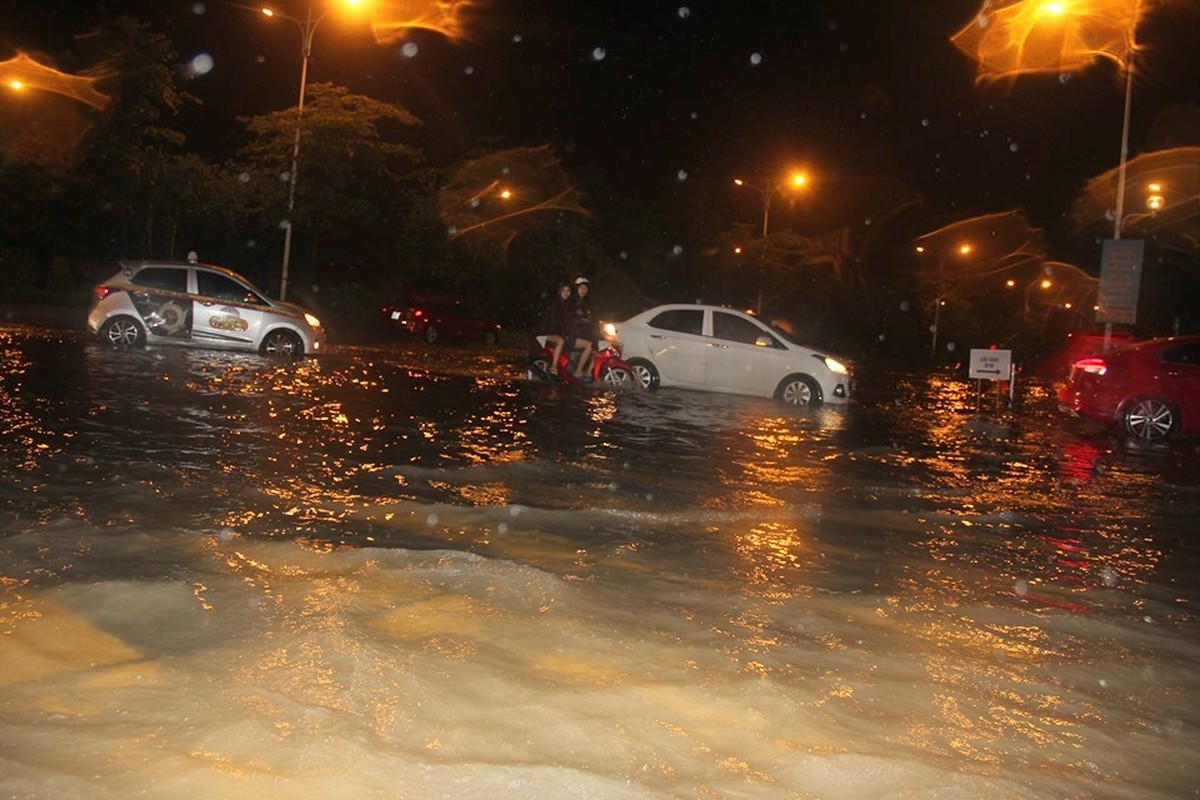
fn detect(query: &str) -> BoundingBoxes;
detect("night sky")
[4,0,1199,254]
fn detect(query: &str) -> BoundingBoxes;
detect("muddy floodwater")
[2,323,1198,799]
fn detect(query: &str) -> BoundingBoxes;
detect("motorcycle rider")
[538,282,573,375]
[569,276,596,379]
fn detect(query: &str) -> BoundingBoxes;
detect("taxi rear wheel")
[100,316,145,349]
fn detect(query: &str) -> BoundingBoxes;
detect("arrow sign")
[969,349,1012,381]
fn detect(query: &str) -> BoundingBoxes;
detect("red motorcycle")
[526,334,635,388]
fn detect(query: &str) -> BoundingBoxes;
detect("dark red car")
[1057,335,1200,440]
[380,293,501,345]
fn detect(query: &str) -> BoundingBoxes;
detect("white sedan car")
[614,304,851,405]
[87,260,325,358]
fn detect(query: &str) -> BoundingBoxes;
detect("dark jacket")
[570,295,598,340]
[538,293,573,337]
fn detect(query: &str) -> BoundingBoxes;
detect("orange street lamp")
[734,172,808,237]
[262,0,364,301]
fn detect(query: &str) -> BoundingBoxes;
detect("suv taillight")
[93,286,116,302]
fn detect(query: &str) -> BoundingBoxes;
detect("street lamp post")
[263,0,356,301]
[734,173,807,237]
[919,242,972,359]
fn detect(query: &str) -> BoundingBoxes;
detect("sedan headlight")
[304,313,322,328]
[822,356,849,375]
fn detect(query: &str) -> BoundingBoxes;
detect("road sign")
[1096,238,1143,325]
[969,348,1011,381]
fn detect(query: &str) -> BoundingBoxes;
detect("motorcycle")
[525,334,636,388]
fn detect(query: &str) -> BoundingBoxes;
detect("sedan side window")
[648,309,704,335]
[196,271,260,304]
[1162,344,1200,365]
[713,312,777,347]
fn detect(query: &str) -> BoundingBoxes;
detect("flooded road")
[2,323,1198,799]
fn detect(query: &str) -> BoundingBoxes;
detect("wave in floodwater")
[1,327,1198,799]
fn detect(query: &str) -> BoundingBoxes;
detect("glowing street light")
[733,172,808,237]
[261,0,365,301]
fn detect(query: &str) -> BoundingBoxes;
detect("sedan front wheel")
[1122,397,1177,440]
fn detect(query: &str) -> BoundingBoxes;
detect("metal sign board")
[968,348,1011,381]
[1096,238,1144,325]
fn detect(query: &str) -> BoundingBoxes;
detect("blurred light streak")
[0,52,111,110]
[367,0,480,43]
[951,0,1143,79]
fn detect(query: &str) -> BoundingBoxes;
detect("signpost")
[969,347,1014,409]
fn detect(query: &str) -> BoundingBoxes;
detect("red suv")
[1058,336,1200,440]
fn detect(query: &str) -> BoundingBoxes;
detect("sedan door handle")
[708,342,729,348]
[649,334,664,339]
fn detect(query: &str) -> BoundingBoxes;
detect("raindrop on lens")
[426,513,439,526]
[402,42,419,59]
[749,52,763,65]
[464,65,475,75]
[1010,142,1019,152]
[676,170,688,181]
[191,2,206,14]
[672,244,684,256]
[591,46,607,61]
[921,118,930,127]
[677,6,690,18]
[189,53,214,76]
[238,172,251,183]
[899,300,910,312]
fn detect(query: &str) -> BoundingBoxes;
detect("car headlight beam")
[823,356,848,375]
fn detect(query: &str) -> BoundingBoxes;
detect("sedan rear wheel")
[100,316,145,349]
[1122,397,1177,440]
[776,374,821,406]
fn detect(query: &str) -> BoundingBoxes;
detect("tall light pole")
[262,0,359,301]
[919,242,972,359]
[734,172,807,237]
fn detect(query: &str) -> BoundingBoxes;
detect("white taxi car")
[87,260,324,358]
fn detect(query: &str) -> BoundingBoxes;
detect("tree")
[230,82,424,287]
[74,16,198,259]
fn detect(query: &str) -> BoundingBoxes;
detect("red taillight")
[1073,357,1107,376]
[93,286,115,302]
[413,309,425,318]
